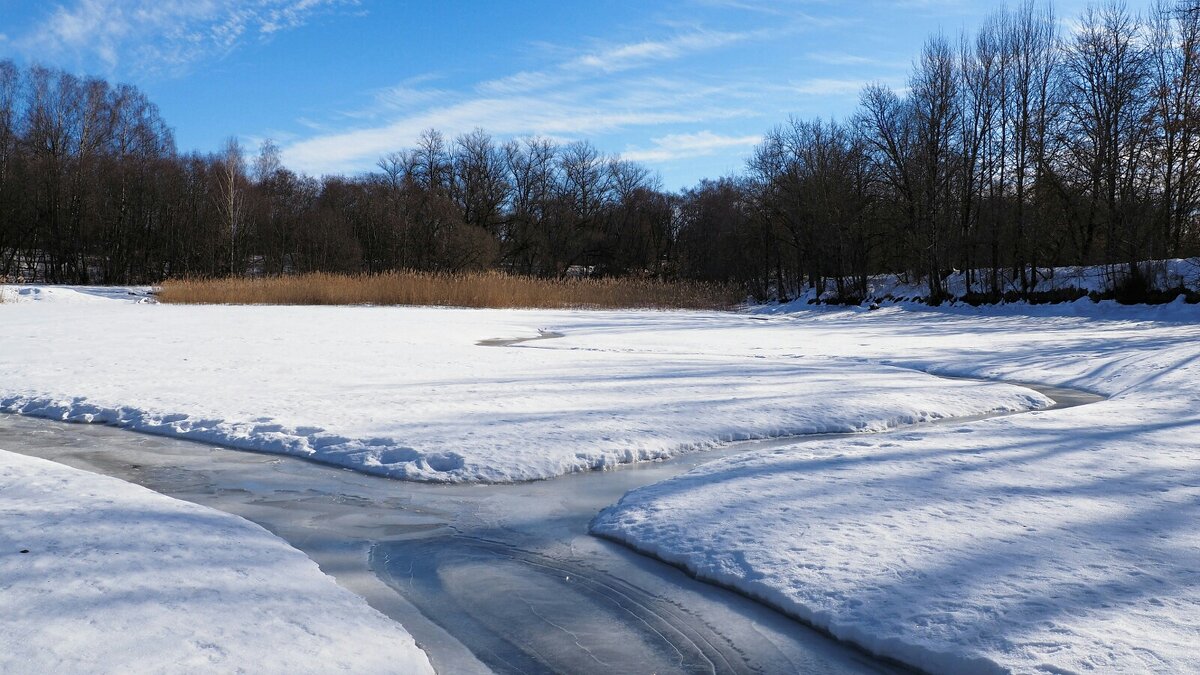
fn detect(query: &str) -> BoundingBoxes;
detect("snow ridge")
[0,383,1048,483]
[0,394,467,479]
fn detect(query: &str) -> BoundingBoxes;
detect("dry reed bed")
[158,272,741,310]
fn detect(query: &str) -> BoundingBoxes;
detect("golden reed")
[158,271,741,310]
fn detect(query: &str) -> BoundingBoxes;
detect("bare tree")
[253,138,283,183]
[216,137,247,274]
[1004,0,1059,289]
[452,128,509,235]
[376,149,415,268]
[0,61,20,279]
[604,158,671,276]
[502,136,558,274]
[1062,2,1153,281]
[958,13,1005,292]
[414,128,451,193]
[1149,0,1200,257]
[910,34,962,300]
[857,83,918,280]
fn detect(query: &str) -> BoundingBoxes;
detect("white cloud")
[280,30,772,176]
[477,69,570,97]
[476,27,758,97]
[791,78,868,96]
[275,6,851,177]
[806,51,896,67]
[690,0,831,18]
[886,0,966,9]
[691,0,787,13]
[16,0,356,73]
[567,29,752,73]
[282,81,759,176]
[622,131,762,163]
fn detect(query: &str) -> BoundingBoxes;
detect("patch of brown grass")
[158,271,742,310]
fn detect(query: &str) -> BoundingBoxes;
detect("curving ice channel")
[0,375,1102,675]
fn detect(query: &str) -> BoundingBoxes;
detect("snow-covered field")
[0,446,432,673]
[0,285,1048,482]
[592,302,1200,673]
[3,284,1199,673]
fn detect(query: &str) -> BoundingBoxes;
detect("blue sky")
[1,0,1094,189]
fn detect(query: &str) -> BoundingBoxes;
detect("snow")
[592,302,1200,674]
[5,283,1199,672]
[787,256,1200,304]
[0,285,1049,482]
[0,284,156,304]
[0,446,433,674]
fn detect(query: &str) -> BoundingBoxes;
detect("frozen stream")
[0,380,1101,674]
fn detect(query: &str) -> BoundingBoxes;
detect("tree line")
[731,0,1200,302]
[0,63,675,284]
[2,0,1199,302]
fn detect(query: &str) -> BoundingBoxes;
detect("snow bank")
[781,256,1200,305]
[592,304,1200,674]
[1,284,156,304]
[0,287,1049,482]
[0,447,432,674]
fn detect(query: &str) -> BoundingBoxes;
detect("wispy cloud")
[885,0,967,10]
[806,51,897,67]
[622,131,762,163]
[690,0,817,16]
[280,28,775,176]
[16,0,356,74]
[477,27,762,97]
[567,29,753,73]
[282,78,761,176]
[791,77,870,96]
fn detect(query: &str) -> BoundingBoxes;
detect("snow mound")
[1,284,155,304]
[0,447,432,674]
